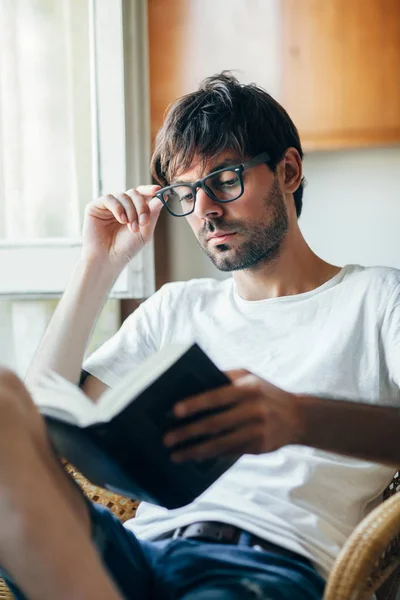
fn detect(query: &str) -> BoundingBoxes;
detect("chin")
[210,248,240,272]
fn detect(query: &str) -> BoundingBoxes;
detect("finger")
[224,368,251,381]
[126,188,150,223]
[101,194,129,224]
[233,375,282,397]
[135,184,161,196]
[127,188,164,230]
[114,193,138,225]
[173,383,256,418]
[124,189,152,232]
[170,424,264,462]
[164,402,258,448]
[136,185,164,222]
[148,195,164,214]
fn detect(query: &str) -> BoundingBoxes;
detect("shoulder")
[343,265,400,317]
[343,264,400,293]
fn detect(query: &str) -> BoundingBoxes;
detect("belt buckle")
[171,522,241,544]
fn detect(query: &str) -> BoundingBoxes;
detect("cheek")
[185,214,201,234]
[233,193,263,216]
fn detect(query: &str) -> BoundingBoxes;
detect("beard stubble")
[197,178,289,272]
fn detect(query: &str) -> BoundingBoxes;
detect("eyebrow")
[171,157,240,185]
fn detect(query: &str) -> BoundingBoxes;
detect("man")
[1,72,399,599]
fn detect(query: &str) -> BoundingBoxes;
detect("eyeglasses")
[156,152,270,217]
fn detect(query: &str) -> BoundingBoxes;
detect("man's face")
[172,152,289,272]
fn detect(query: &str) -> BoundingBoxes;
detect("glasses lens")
[205,169,242,201]
[162,185,195,216]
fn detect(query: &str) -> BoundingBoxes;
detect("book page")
[28,370,97,426]
[29,341,195,427]
[96,341,194,421]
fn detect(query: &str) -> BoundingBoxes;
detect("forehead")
[171,151,243,183]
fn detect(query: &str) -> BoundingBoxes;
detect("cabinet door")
[148,0,281,143]
[282,0,400,150]
[149,0,400,152]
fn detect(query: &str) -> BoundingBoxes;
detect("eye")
[209,171,240,189]
[221,177,239,187]
[218,176,240,188]
[180,192,195,203]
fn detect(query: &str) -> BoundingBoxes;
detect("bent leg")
[0,368,123,600]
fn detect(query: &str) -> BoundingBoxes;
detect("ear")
[280,148,303,195]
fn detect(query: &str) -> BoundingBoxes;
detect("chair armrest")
[324,492,400,600]
[0,579,14,600]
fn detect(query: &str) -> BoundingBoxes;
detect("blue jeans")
[3,504,325,599]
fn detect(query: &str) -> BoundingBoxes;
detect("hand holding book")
[29,343,239,508]
[164,369,300,463]
[30,341,301,508]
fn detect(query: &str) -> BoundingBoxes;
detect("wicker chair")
[1,469,399,600]
[323,471,400,600]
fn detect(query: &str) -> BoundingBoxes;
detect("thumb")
[146,196,164,230]
[224,368,251,382]
[138,195,164,238]
[148,195,164,215]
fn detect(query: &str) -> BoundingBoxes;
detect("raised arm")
[25,186,162,392]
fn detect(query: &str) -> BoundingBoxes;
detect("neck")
[232,226,341,301]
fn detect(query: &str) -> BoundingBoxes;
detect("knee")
[0,368,33,421]
[0,368,22,386]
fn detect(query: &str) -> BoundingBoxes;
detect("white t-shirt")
[84,264,400,580]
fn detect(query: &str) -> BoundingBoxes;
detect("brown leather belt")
[168,521,310,564]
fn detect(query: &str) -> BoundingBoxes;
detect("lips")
[207,231,236,242]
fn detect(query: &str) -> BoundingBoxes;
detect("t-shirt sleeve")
[83,290,165,388]
[381,280,400,396]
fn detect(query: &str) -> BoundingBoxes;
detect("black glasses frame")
[156,151,271,217]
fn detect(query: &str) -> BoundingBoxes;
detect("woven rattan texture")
[0,583,12,600]
[375,472,400,600]
[323,471,400,600]
[64,463,139,522]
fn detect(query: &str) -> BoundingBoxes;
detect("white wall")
[301,147,400,269]
[167,146,400,281]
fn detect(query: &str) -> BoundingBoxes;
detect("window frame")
[0,0,154,300]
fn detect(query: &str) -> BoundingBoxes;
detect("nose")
[193,187,224,219]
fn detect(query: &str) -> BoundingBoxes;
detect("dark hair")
[151,71,305,218]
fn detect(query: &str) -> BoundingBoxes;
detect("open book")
[29,342,237,509]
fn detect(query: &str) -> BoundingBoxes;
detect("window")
[0,0,153,375]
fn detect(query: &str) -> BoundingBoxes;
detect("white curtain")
[0,0,118,376]
[0,0,89,239]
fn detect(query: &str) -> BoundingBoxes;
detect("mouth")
[207,232,237,244]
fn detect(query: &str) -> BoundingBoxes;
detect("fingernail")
[171,453,183,463]
[139,213,149,226]
[163,434,175,447]
[174,403,186,417]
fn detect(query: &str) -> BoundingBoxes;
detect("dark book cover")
[46,343,238,509]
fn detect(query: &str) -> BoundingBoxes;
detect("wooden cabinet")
[148,0,281,142]
[282,0,400,150]
[148,0,400,151]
